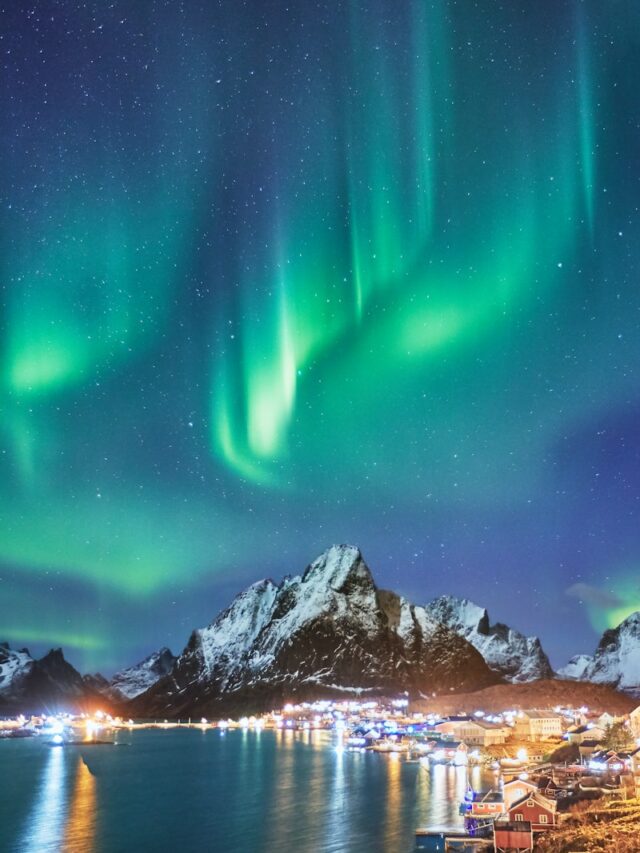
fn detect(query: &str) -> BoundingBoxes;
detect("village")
[3,697,640,852]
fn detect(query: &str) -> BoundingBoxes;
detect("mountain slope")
[0,644,115,715]
[424,595,554,682]
[410,678,636,717]
[109,647,176,701]
[557,654,593,681]
[136,545,500,717]
[0,643,34,699]
[560,612,640,696]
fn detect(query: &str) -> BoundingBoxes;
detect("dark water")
[1,729,494,852]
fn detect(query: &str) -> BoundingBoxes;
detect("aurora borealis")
[2,0,640,673]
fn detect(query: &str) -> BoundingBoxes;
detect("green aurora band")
[1,0,638,668]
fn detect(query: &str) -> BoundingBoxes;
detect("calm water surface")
[1,729,495,852]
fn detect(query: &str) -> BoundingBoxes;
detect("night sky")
[2,0,639,675]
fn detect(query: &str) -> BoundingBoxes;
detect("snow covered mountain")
[424,595,554,682]
[0,643,34,698]
[0,644,112,714]
[108,647,176,700]
[136,545,499,716]
[559,612,640,696]
[556,654,593,681]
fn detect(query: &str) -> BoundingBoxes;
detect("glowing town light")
[517,748,528,763]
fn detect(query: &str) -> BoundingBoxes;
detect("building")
[631,747,640,797]
[431,716,473,736]
[629,705,640,740]
[597,711,616,729]
[432,718,508,746]
[507,790,557,832]
[513,711,564,742]
[503,778,538,810]
[578,738,604,762]
[567,724,606,744]
[588,749,630,772]
[494,819,533,853]
[463,789,504,818]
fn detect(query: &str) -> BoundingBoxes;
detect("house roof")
[509,791,556,814]
[504,778,536,790]
[472,790,504,803]
[519,710,563,720]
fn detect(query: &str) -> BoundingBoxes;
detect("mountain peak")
[302,544,372,591]
[568,610,640,695]
[134,546,499,717]
[424,594,553,682]
[109,647,177,701]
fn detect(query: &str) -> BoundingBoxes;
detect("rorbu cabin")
[461,789,504,818]
[493,819,533,853]
[503,778,537,810]
[507,790,557,832]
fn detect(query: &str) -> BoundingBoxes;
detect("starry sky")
[1,0,640,676]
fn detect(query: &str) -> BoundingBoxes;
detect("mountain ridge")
[557,611,640,696]
[4,545,639,716]
[133,544,500,717]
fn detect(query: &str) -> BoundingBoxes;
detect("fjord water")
[1,729,491,852]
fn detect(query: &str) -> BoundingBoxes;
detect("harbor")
[3,696,640,851]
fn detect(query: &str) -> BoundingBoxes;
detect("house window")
[515,814,524,822]
[539,815,548,824]
[526,800,534,808]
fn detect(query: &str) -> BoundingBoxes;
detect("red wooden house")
[462,789,504,818]
[493,818,533,853]
[507,790,557,832]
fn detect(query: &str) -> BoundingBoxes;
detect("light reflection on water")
[20,746,68,853]
[17,748,97,853]
[3,731,496,853]
[63,758,96,852]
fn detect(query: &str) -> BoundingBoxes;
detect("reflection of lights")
[64,758,96,850]
[20,743,67,851]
